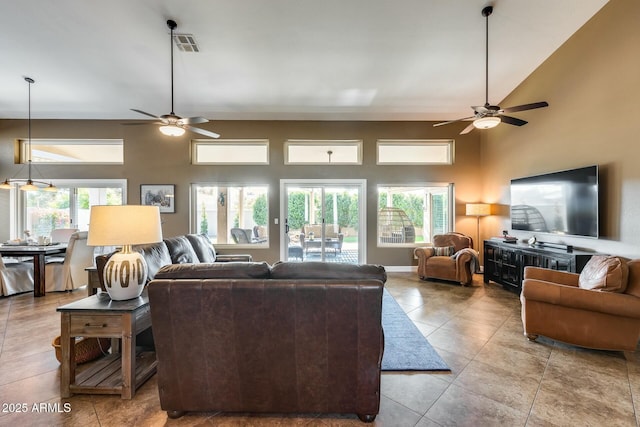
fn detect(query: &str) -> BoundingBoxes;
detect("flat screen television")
[510,165,599,238]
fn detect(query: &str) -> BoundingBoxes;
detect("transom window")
[19,139,124,164]
[192,140,269,164]
[191,184,269,247]
[377,184,453,246]
[285,140,362,165]
[377,140,454,165]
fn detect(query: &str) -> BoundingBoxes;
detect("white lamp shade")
[466,203,491,216]
[473,116,501,129]
[87,205,163,246]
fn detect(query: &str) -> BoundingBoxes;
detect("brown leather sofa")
[521,256,640,351]
[95,234,252,288]
[147,261,387,422]
[414,232,475,285]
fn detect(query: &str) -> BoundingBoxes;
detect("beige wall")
[5,1,631,264]
[0,119,482,265]
[481,0,640,258]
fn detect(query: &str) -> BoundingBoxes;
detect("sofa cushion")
[578,255,629,293]
[132,241,172,281]
[270,261,387,283]
[163,236,200,264]
[433,246,455,256]
[154,262,271,280]
[185,234,216,263]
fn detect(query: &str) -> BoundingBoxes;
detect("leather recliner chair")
[414,232,476,285]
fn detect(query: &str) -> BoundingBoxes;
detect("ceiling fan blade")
[131,109,161,119]
[460,122,476,135]
[433,116,475,127]
[179,116,209,125]
[500,115,528,126]
[501,102,549,113]
[183,124,220,139]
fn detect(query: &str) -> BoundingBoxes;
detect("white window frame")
[284,140,363,165]
[376,139,454,165]
[19,139,124,164]
[377,183,454,247]
[10,179,127,239]
[192,139,270,165]
[190,183,270,248]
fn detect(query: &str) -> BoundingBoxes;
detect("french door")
[280,179,366,264]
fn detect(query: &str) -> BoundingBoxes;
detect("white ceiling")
[1,0,608,122]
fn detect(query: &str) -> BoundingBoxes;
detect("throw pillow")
[578,255,629,293]
[433,246,455,256]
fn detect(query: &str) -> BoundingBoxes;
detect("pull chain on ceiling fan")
[131,19,220,138]
[434,5,549,134]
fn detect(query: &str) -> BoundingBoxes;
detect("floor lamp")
[466,203,491,253]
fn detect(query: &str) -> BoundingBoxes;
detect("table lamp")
[87,205,162,300]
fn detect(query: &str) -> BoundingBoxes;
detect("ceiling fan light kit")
[159,124,186,136]
[473,116,501,129]
[433,5,548,134]
[131,19,220,139]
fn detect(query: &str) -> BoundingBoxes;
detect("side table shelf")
[72,351,156,396]
[483,239,596,294]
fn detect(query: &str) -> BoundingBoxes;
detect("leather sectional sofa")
[95,234,252,288]
[147,261,387,422]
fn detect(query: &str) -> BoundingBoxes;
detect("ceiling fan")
[131,19,220,138]
[434,6,548,135]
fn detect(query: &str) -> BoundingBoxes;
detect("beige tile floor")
[0,272,639,426]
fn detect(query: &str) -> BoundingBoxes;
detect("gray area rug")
[381,290,450,371]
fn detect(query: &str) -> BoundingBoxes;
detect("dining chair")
[45,231,94,292]
[50,228,79,244]
[0,256,34,296]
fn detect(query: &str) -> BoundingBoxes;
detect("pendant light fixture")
[0,77,57,192]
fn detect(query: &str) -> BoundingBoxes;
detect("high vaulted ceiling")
[1,0,608,122]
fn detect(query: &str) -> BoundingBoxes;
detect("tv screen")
[510,165,599,238]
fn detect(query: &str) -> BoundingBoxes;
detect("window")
[377,184,453,246]
[285,140,362,164]
[192,140,269,164]
[19,139,124,164]
[19,179,126,237]
[191,184,269,247]
[377,140,454,165]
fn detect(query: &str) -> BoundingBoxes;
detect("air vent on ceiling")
[172,33,199,52]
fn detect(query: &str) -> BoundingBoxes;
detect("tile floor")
[0,273,638,426]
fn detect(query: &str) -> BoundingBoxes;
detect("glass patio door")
[281,179,365,264]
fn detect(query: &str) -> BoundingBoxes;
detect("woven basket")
[52,336,111,364]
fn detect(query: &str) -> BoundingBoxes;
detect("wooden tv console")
[483,239,597,294]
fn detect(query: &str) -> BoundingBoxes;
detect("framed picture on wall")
[140,184,175,213]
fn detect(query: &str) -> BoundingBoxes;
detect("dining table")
[0,243,67,297]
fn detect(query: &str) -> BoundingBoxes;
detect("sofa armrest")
[522,278,640,319]
[414,247,435,261]
[216,254,253,262]
[523,266,579,287]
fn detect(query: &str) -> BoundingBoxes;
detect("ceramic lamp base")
[103,246,147,300]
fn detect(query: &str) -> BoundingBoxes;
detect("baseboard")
[384,266,417,273]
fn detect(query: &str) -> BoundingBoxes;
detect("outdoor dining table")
[0,243,67,297]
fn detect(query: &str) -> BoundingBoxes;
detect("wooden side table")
[57,291,156,399]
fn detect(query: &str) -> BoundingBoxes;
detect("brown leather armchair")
[414,232,475,285]
[521,256,640,351]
